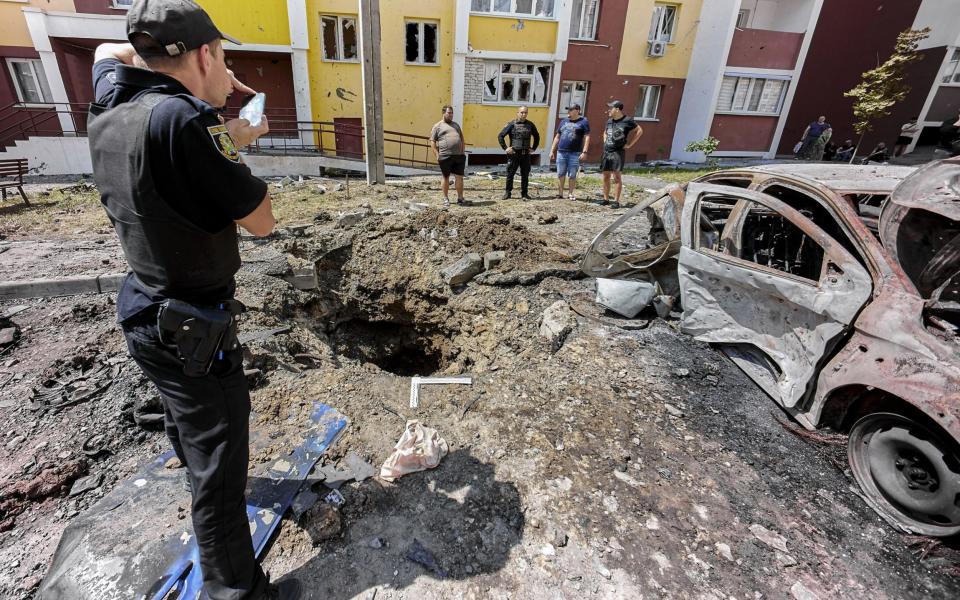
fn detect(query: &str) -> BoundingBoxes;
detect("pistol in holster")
[157,299,243,377]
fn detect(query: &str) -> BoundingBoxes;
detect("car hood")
[880,157,960,305]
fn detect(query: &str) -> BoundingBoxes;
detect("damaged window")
[483,62,551,105]
[471,0,556,17]
[321,15,359,62]
[697,196,826,283]
[649,4,677,43]
[405,21,439,65]
[570,0,600,40]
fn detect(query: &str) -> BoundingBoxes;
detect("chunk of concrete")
[596,278,657,319]
[442,253,483,286]
[539,300,576,350]
[337,208,372,229]
[483,251,506,271]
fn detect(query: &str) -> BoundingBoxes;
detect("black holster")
[157,299,243,377]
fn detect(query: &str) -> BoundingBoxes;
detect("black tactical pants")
[505,151,532,197]
[122,315,267,600]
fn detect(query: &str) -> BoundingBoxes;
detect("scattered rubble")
[440,253,483,286]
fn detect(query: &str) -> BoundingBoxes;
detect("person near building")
[796,116,831,160]
[88,1,297,599]
[430,105,468,207]
[549,103,590,200]
[895,117,920,157]
[498,106,541,200]
[861,142,890,164]
[600,100,642,209]
[835,139,855,162]
[811,127,833,161]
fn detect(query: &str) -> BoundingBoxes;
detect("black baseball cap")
[607,100,625,110]
[566,103,582,111]
[127,0,241,57]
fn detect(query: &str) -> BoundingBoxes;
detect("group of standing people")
[429,100,641,209]
[796,114,927,164]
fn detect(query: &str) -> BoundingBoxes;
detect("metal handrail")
[0,103,441,168]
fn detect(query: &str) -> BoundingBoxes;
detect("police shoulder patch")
[207,125,241,163]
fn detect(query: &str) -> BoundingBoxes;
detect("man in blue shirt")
[550,103,590,200]
[796,115,831,160]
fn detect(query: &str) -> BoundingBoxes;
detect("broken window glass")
[516,0,533,14]
[321,16,339,60]
[341,18,358,60]
[484,63,499,100]
[534,66,550,102]
[471,0,489,11]
[423,23,438,64]
[494,0,511,12]
[570,0,599,39]
[535,0,555,17]
[405,22,420,63]
[517,79,531,102]
[501,78,515,102]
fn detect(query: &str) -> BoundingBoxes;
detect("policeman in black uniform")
[497,106,541,200]
[88,1,298,598]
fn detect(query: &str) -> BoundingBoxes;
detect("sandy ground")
[0,174,958,599]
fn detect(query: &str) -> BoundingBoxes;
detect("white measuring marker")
[409,376,473,408]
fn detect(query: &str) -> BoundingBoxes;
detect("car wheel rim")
[849,412,960,535]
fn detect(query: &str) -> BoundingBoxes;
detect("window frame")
[5,58,53,105]
[715,75,789,116]
[320,14,359,63]
[693,194,827,287]
[942,48,960,85]
[404,20,440,66]
[649,3,678,43]
[635,84,662,121]
[558,80,589,116]
[482,62,552,106]
[570,0,600,41]
[470,0,557,20]
[736,9,750,29]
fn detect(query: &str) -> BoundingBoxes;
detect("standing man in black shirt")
[87,1,297,598]
[600,100,642,209]
[498,106,541,200]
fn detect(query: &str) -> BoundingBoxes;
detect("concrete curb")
[0,273,127,300]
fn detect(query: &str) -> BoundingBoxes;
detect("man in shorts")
[430,105,467,206]
[550,103,590,200]
[600,100,642,209]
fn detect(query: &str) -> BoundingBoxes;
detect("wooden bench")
[0,159,29,206]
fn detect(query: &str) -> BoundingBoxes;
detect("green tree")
[843,28,930,163]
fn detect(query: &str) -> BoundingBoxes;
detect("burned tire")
[848,412,960,537]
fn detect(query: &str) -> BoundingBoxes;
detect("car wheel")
[848,412,960,536]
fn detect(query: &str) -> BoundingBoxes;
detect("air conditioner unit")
[647,41,667,57]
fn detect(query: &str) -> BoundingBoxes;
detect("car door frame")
[678,183,874,410]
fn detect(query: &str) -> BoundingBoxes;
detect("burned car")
[583,160,960,536]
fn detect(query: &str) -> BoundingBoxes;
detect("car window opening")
[844,193,888,239]
[698,195,825,282]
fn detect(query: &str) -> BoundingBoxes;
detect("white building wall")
[913,0,960,50]
[741,0,812,33]
[670,0,741,162]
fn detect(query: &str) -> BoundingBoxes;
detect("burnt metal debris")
[582,159,960,537]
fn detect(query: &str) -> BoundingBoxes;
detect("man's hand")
[550,150,557,161]
[227,69,257,97]
[506,147,515,155]
[225,116,269,148]
[579,152,587,160]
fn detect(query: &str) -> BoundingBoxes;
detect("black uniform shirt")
[92,59,267,321]
[498,119,540,152]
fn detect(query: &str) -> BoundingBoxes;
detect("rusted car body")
[582,160,960,536]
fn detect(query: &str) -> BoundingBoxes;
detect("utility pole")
[358,0,385,184]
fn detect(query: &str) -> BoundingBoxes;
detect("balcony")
[727,28,804,70]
